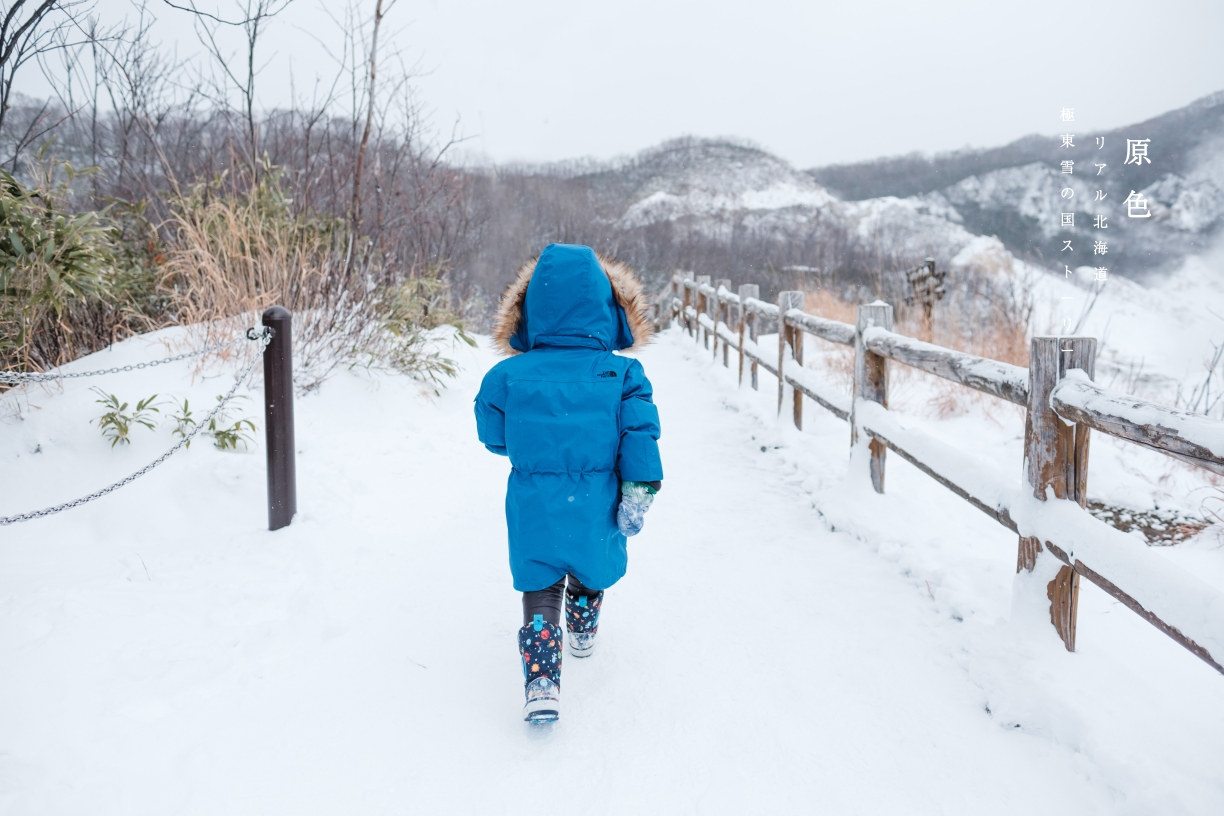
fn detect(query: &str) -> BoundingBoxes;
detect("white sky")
[28,0,1224,168]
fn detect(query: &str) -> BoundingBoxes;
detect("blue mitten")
[617,481,657,537]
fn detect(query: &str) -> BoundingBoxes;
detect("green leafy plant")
[207,394,257,451]
[91,387,160,447]
[377,267,476,389]
[0,153,169,379]
[168,397,197,448]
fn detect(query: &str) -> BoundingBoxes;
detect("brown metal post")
[262,306,297,531]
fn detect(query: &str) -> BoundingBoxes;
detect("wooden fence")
[657,273,1224,676]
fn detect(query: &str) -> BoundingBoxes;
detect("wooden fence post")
[714,278,731,364]
[680,274,693,336]
[1020,336,1096,651]
[738,284,758,389]
[852,302,893,493]
[777,291,804,417]
[663,276,680,330]
[695,275,710,348]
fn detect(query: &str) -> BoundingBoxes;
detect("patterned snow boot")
[564,588,604,658]
[519,614,562,722]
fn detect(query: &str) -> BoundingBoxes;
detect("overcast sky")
[34,0,1224,169]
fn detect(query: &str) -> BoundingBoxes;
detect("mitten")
[617,481,657,537]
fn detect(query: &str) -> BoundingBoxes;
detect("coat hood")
[492,244,653,356]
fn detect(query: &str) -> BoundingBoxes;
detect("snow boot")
[564,588,604,658]
[519,614,562,722]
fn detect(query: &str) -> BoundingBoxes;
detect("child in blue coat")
[474,244,664,723]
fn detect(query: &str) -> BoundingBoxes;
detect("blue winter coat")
[474,244,664,591]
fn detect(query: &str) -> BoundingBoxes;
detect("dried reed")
[163,174,467,391]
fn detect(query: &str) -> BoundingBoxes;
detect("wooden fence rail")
[659,273,1224,677]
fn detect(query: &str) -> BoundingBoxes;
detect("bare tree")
[163,0,294,179]
[349,0,389,245]
[0,0,96,156]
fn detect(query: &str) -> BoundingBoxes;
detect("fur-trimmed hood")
[491,244,653,356]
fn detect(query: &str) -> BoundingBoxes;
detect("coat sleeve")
[617,359,663,482]
[474,367,509,456]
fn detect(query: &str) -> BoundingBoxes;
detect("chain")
[0,328,272,526]
[0,331,261,385]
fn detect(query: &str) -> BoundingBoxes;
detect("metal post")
[262,306,297,531]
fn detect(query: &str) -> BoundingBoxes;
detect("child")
[474,244,664,723]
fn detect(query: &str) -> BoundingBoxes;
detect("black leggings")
[523,574,600,626]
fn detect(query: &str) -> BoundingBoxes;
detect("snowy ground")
[2,324,1224,814]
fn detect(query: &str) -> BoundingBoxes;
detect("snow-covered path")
[2,328,1223,814]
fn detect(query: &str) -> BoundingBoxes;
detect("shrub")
[0,157,167,376]
[163,168,472,391]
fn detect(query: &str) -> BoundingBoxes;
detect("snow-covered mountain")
[501,91,1224,286]
[578,136,1028,285]
[811,91,1224,279]
[612,140,835,228]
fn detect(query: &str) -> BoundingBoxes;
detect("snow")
[944,162,1066,237]
[861,325,1030,404]
[1053,368,1224,459]
[739,181,834,210]
[615,146,835,230]
[785,357,851,420]
[701,316,778,379]
[742,296,779,318]
[784,308,857,347]
[1009,487,1224,666]
[855,395,1224,667]
[853,398,1015,525]
[3,326,1224,813]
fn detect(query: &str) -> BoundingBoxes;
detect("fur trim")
[600,254,655,354]
[491,253,655,356]
[491,258,536,356]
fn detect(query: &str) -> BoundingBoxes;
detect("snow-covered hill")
[811,90,1224,279]
[592,136,1013,278]
[496,92,1221,288]
[615,141,834,228]
[2,327,1224,813]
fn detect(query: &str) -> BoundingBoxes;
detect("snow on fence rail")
[1,306,298,532]
[1051,371,1224,477]
[657,273,1224,677]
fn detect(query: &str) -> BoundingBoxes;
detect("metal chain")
[0,332,257,385]
[0,328,272,526]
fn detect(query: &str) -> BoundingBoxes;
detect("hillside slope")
[808,91,1224,277]
[2,328,1223,813]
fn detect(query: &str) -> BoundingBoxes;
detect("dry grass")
[162,176,467,391]
[802,288,857,325]
[801,289,856,390]
[798,275,1033,421]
